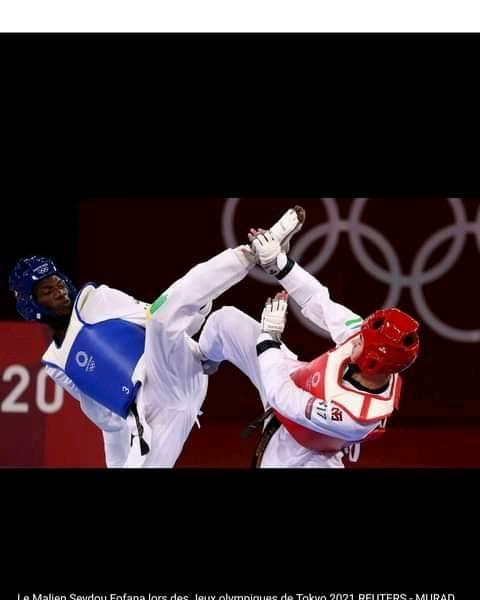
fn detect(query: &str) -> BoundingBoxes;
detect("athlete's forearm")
[277,260,363,344]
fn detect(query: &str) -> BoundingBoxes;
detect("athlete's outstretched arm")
[250,229,362,345]
[276,259,363,344]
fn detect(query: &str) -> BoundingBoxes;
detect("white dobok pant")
[199,307,345,468]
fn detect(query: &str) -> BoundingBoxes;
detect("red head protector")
[353,308,420,376]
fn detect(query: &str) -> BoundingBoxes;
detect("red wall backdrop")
[1,198,479,467]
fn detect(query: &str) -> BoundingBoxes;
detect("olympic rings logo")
[221,198,480,343]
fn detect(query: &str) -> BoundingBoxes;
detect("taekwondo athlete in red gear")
[8,206,304,468]
[198,209,420,467]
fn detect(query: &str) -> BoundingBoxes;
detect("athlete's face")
[34,275,72,316]
[350,335,364,363]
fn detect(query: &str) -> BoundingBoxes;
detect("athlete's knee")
[207,306,244,333]
[201,307,242,348]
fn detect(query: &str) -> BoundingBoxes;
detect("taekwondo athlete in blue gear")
[8,206,306,468]
[8,256,150,458]
[10,257,146,419]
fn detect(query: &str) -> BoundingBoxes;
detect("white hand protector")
[249,206,305,275]
[251,231,284,276]
[261,292,289,341]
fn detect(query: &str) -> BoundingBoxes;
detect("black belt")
[241,408,281,468]
[129,402,150,456]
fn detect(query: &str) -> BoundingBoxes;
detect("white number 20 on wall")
[1,365,64,414]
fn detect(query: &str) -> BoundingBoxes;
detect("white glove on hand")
[250,230,285,276]
[248,206,306,276]
[261,292,289,342]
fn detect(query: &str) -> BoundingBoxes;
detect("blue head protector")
[8,256,77,323]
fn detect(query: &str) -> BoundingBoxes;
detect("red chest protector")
[273,335,403,452]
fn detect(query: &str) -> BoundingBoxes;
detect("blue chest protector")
[42,284,146,419]
[65,319,145,418]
